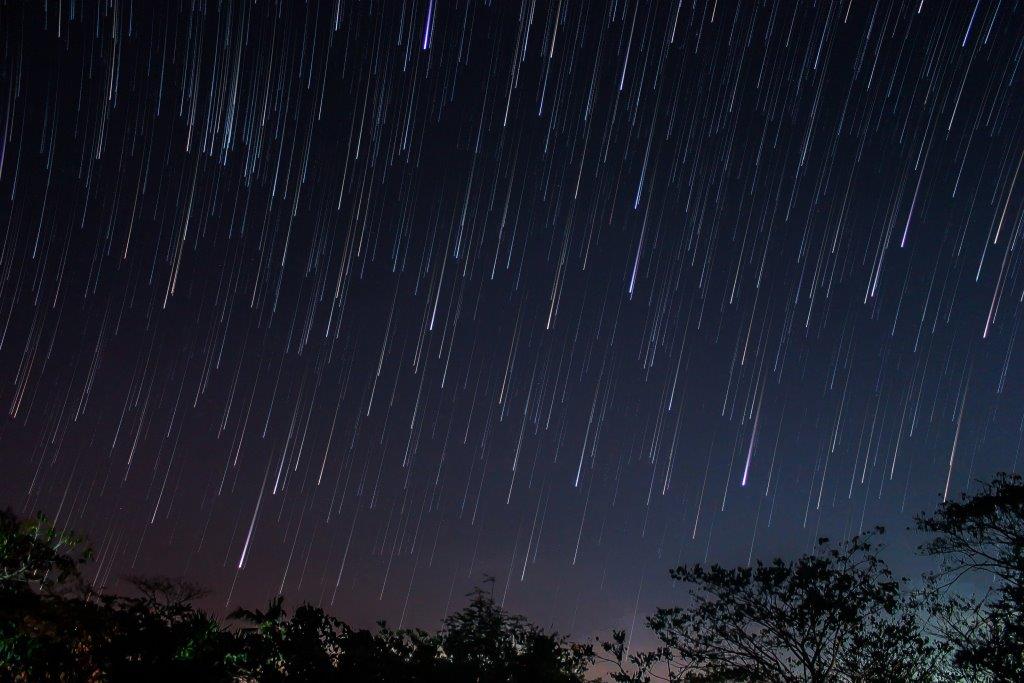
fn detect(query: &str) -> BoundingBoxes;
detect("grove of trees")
[2,472,1021,682]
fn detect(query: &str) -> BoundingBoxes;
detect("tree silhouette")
[6,474,1024,681]
[917,472,1024,681]
[439,586,593,682]
[596,628,667,683]
[0,508,89,592]
[638,531,936,682]
[225,586,594,682]
[90,581,234,681]
[0,508,95,679]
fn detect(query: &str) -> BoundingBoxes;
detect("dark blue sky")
[1,0,1022,644]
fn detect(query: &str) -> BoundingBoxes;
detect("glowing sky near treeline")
[1,0,1023,640]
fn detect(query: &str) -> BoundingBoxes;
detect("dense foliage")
[2,471,1022,681]
[0,509,592,682]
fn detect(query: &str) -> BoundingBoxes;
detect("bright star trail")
[1,0,1023,639]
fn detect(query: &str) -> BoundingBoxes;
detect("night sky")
[2,0,1023,644]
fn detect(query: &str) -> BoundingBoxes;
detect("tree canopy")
[916,472,1024,681]
[646,533,936,682]
[2,470,1023,681]
[0,508,593,681]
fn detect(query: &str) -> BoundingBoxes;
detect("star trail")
[2,0,1023,640]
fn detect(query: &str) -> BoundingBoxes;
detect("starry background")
[1,0,1023,642]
